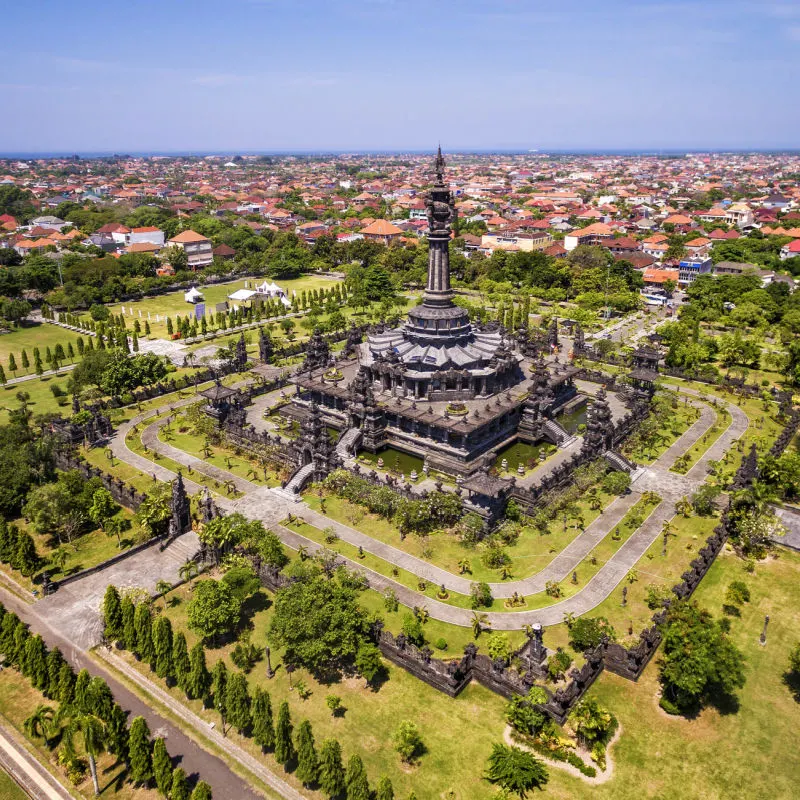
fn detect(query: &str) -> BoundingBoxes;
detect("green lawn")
[0,766,29,800]
[546,546,800,800]
[303,487,623,585]
[125,576,509,800]
[0,320,85,375]
[97,275,344,339]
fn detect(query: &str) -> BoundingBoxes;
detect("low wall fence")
[54,449,149,510]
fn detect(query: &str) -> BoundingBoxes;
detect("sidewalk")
[0,718,74,800]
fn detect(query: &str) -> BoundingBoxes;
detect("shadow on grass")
[782,670,800,703]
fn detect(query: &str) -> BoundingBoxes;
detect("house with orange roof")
[167,229,213,269]
[685,236,712,257]
[642,267,680,290]
[360,219,404,245]
[563,222,613,251]
[129,226,165,247]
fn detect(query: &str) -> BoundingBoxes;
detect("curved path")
[108,386,748,628]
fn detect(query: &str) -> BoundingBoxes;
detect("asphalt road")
[0,588,263,800]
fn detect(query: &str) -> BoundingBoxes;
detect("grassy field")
[0,766,29,800]
[0,668,159,800]
[99,276,344,339]
[120,576,509,800]
[109,541,800,800]
[0,372,73,424]
[540,546,800,800]
[0,320,85,375]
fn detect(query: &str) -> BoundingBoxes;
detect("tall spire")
[435,144,445,186]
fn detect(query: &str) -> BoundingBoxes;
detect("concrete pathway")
[0,719,73,800]
[106,384,748,628]
[35,531,200,650]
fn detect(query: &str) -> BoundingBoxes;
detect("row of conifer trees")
[0,599,213,799]
[102,584,403,800]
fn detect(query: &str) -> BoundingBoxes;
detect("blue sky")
[3,0,799,153]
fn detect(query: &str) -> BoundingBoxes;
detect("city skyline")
[4,0,800,153]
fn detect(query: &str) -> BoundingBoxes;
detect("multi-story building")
[678,256,713,287]
[167,229,214,269]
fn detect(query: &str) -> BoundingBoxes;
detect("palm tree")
[24,705,56,748]
[62,710,107,796]
[178,560,198,583]
[105,516,126,549]
[562,611,576,629]
[675,496,693,518]
[50,547,68,575]
[471,612,489,639]
[458,558,472,575]
[155,580,172,607]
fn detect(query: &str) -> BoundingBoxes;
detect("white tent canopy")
[184,287,204,303]
[228,288,256,302]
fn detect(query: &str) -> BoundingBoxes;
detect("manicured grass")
[0,372,73,425]
[99,276,344,339]
[546,547,800,799]
[160,410,284,487]
[303,487,621,585]
[125,576,509,800]
[671,405,732,474]
[0,765,29,800]
[622,396,700,465]
[0,320,85,374]
[0,668,159,800]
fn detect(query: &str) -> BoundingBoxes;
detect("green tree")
[73,669,91,713]
[345,753,370,800]
[211,660,228,727]
[354,642,383,686]
[569,616,615,651]
[568,698,616,749]
[485,742,549,798]
[318,738,345,798]
[23,634,48,691]
[62,710,108,796]
[128,716,153,786]
[152,737,173,798]
[392,720,423,763]
[376,775,394,800]
[8,353,16,374]
[134,602,155,664]
[44,647,67,700]
[121,595,136,651]
[190,780,213,800]
[170,768,190,800]
[274,701,295,767]
[659,601,746,712]
[268,568,370,676]
[788,642,800,675]
[102,585,123,642]
[295,719,319,787]
[172,631,191,691]
[186,642,211,701]
[252,687,275,751]
[187,580,242,644]
[106,703,129,761]
[152,615,173,680]
[23,704,57,748]
[225,672,251,735]
[88,488,119,531]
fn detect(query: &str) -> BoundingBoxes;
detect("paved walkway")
[106,384,748,628]
[35,531,200,650]
[0,719,73,800]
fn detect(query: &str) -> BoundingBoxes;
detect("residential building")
[168,229,214,269]
[127,226,165,246]
[678,256,713,287]
[360,219,404,245]
[480,231,553,253]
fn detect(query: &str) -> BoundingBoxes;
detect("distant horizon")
[3,147,800,161]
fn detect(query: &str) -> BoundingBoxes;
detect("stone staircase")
[604,450,644,481]
[275,463,315,501]
[336,427,362,458]
[542,418,577,449]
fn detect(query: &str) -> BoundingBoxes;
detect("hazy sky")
[3,0,799,153]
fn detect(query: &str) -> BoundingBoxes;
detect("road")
[0,587,264,800]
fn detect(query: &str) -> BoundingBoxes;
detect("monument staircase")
[542,418,577,448]
[276,463,315,500]
[336,427,363,459]
[604,449,644,480]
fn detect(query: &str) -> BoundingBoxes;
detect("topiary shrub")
[433,637,448,651]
